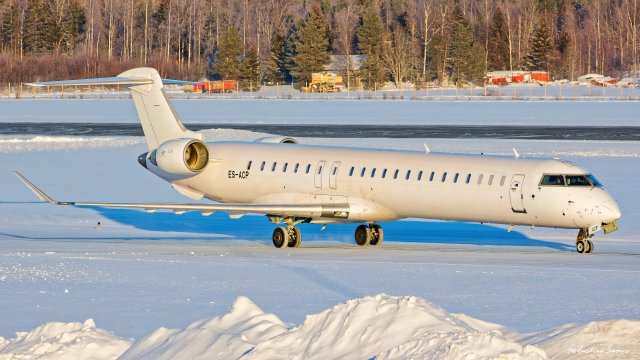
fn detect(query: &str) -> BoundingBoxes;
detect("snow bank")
[245,294,545,360]
[119,296,287,360]
[2,296,639,360]
[0,135,142,153]
[0,319,130,360]
[524,319,640,360]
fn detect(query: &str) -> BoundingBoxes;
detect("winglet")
[14,172,56,203]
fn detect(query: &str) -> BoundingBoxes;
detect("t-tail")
[28,67,201,150]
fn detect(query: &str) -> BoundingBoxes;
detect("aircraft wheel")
[288,226,302,248]
[272,227,289,249]
[576,240,586,254]
[369,225,384,246]
[355,224,372,246]
[585,240,594,254]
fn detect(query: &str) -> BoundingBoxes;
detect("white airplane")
[15,67,620,253]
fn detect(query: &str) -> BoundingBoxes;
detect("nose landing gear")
[576,228,594,254]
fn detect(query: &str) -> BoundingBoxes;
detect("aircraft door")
[509,174,527,213]
[329,161,341,189]
[314,161,326,188]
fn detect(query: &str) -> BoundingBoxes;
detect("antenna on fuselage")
[513,148,520,159]
[423,143,431,154]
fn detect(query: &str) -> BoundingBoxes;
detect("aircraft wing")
[27,77,197,87]
[15,172,349,219]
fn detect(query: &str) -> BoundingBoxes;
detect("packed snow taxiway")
[1,100,639,359]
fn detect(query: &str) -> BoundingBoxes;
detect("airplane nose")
[600,201,621,223]
[137,152,148,168]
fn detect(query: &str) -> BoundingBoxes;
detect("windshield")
[540,174,565,186]
[566,175,592,186]
[587,174,604,188]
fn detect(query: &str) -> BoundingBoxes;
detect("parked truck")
[302,72,344,93]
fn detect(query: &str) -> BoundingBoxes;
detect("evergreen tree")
[264,34,286,84]
[1,0,20,51]
[290,9,330,86]
[524,18,553,71]
[240,46,261,91]
[61,0,86,54]
[448,6,486,85]
[211,27,243,80]
[23,0,60,54]
[487,7,510,71]
[357,5,387,89]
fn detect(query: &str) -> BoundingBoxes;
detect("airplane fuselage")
[148,141,620,231]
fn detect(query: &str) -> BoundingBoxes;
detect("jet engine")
[254,136,298,144]
[150,138,209,175]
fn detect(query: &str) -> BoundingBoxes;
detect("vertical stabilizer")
[118,68,202,149]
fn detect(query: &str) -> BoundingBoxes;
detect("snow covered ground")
[1,100,639,359]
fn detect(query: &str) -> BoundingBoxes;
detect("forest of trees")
[0,0,639,89]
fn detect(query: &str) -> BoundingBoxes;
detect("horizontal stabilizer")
[27,77,153,87]
[27,77,198,88]
[14,171,56,203]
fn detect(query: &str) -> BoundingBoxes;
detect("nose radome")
[600,201,621,223]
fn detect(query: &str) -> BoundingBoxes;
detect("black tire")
[585,240,594,254]
[370,224,384,246]
[355,225,372,246]
[576,240,585,254]
[272,227,288,249]
[288,226,302,248]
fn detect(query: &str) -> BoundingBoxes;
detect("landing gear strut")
[355,224,384,246]
[576,228,594,254]
[272,225,302,248]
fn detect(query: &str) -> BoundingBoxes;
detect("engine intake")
[151,138,209,175]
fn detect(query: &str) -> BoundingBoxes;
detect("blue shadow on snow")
[90,207,573,251]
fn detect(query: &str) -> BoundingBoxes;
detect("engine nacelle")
[254,136,298,144]
[150,138,209,176]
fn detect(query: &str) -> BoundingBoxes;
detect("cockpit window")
[540,174,565,186]
[587,174,604,188]
[566,175,591,186]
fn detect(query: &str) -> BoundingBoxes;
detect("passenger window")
[488,175,494,185]
[394,169,399,179]
[430,172,435,181]
[294,163,299,173]
[306,164,311,174]
[247,161,252,170]
[406,170,411,180]
[361,167,366,177]
[371,168,376,178]
[272,162,277,172]
[541,175,565,186]
[477,174,483,184]
[466,174,471,184]
[442,172,447,182]
[283,163,288,172]
[332,167,338,175]
[417,171,423,181]
[349,166,354,176]
[317,165,323,175]
[453,173,459,183]
[500,175,506,186]
[382,169,387,179]
[260,161,266,171]
[566,175,592,186]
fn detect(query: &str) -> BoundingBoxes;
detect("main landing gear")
[272,225,302,249]
[575,228,594,254]
[355,224,384,246]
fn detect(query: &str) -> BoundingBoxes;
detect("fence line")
[1,83,639,101]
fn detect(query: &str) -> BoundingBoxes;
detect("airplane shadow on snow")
[91,208,573,251]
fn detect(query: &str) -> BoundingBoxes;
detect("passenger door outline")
[509,174,527,213]
[329,161,341,189]
[314,161,326,188]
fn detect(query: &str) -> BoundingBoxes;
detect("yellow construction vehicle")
[302,72,344,93]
